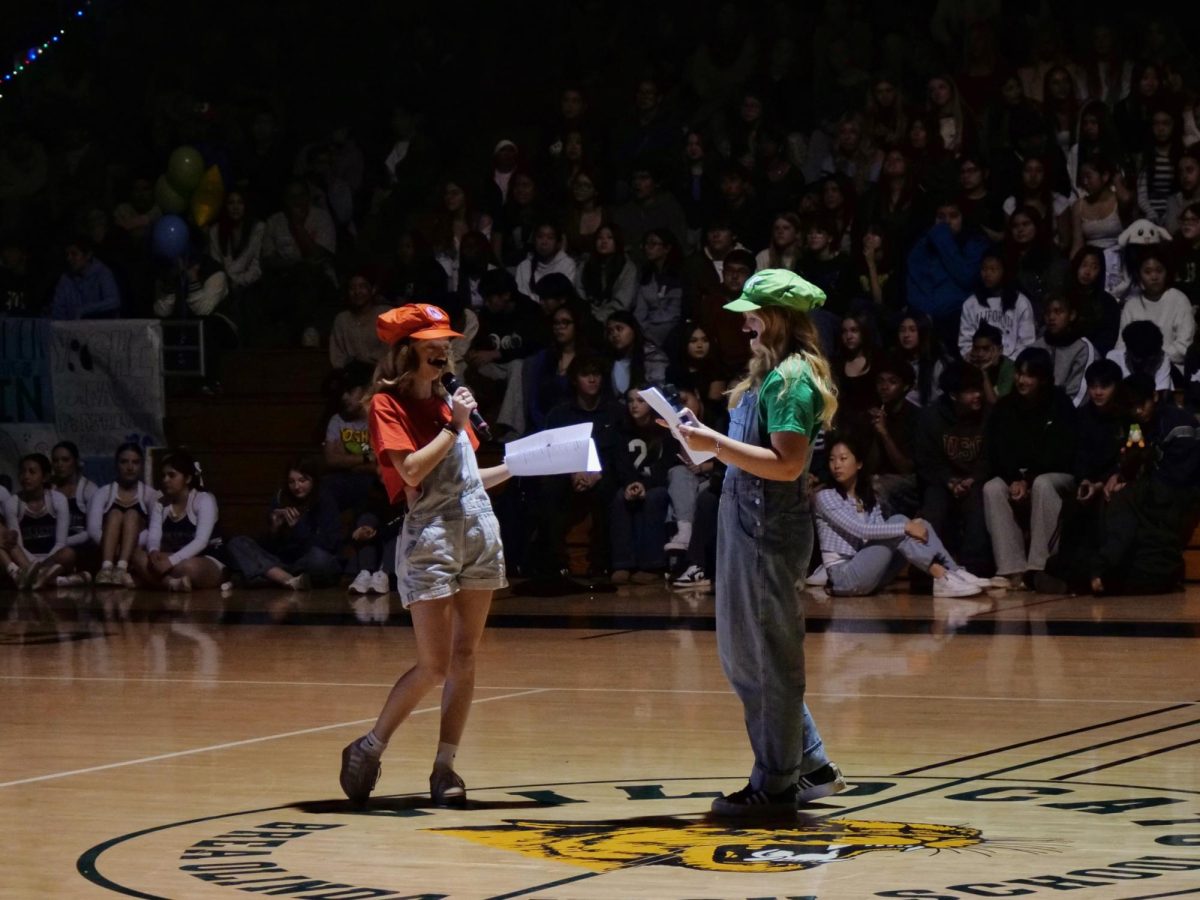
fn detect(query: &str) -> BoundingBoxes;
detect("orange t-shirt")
[369,391,479,502]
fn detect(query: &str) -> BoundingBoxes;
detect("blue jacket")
[905,224,988,321]
[50,259,121,319]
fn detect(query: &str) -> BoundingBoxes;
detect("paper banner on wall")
[504,422,601,477]
[49,320,165,458]
[0,317,55,425]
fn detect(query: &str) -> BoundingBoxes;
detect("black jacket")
[913,394,988,486]
[474,293,548,362]
[986,388,1077,483]
[1074,401,1126,483]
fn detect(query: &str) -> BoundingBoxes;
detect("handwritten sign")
[49,320,165,457]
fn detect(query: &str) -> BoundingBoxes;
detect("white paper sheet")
[504,422,603,477]
[637,387,716,465]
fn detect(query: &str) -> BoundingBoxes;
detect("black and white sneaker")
[796,762,847,804]
[672,564,711,589]
[710,782,798,817]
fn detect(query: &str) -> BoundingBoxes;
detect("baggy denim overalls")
[396,428,507,607]
[715,387,830,793]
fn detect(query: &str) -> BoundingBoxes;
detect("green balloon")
[166,145,205,194]
[155,174,188,214]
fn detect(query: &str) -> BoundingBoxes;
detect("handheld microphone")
[440,372,492,441]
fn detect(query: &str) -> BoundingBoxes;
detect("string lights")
[1,2,92,102]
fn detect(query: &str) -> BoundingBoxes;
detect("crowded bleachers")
[3,2,1200,596]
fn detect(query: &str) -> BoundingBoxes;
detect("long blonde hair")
[364,341,450,405]
[728,306,838,428]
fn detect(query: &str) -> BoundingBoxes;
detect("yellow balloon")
[190,165,225,228]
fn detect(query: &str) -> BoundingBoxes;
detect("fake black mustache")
[430,358,449,368]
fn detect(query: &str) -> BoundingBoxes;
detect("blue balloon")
[152,214,190,260]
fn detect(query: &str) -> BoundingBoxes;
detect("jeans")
[983,473,1075,575]
[225,536,342,587]
[827,515,959,596]
[610,485,669,571]
[716,390,829,793]
[668,465,708,524]
[687,489,720,573]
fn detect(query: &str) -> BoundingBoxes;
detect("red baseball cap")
[376,304,463,344]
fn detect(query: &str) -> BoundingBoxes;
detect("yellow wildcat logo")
[432,816,984,873]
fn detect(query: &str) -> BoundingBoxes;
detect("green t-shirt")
[758,361,822,438]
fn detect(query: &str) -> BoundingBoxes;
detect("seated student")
[515,222,577,299]
[468,269,548,437]
[982,347,1079,589]
[966,322,1014,406]
[604,310,668,398]
[956,250,1036,360]
[50,441,98,563]
[632,228,684,349]
[814,433,993,598]
[88,443,160,587]
[868,352,920,517]
[1045,359,1128,580]
[610,386,676,584]
[1107,320,1175,393]
[132,451,225,592]
[663,373,726,560]
[322,361,379,514]
[329,273,390,370]
[1073,360,1128,506]
[1032,294,1096,406]
[0,454,75,590]
[1041,373,1199,595]
[913,362,993,576]
[896,311,946,408]
[905,198,990,350]
[832,311,882,432]
[527,355,624,578]
[50,235,122,319]
[1116,248,1194,371]
[575,225,637,324]
[1067,247,1122,357]
[346,482,398,597]
[225,459,343,590]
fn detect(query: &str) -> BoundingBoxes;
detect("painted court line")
[0,688,548,789]
[0,681,1190,710]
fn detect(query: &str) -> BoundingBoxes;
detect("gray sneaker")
[430,765,466,808]
[339,739,381,807]
[796,762,847,804]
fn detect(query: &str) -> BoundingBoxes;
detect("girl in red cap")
[339,303,511,809]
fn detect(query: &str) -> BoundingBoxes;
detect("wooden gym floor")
[3,582,1200,900]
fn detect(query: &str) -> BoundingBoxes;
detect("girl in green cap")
[676,268,848,816]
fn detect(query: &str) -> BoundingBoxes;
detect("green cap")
[723,268,827,313]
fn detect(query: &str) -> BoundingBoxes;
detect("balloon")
[152,214,191,260]
[166,145,205,194]
[190,165,225,229]
[154,174,188,214]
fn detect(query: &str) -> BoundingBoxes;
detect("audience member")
[575,225,637,325]
[610,387,675,584]
[515,222,577,299]
[967,322,1014,405]
[132,450,226,592]
[50,235,122,319]
[604,310,668,398]
[1033,295,1096,405]
[1115,247,1194,369]
[913,361,992,575]
[1,454,75,590]
[633,228,684,348]
[1068,246,1122,356]
[88,444,159,588]
[982,347,1078,589]
[225,459,342,589]
[956,250,1036,359]
[329,274,390,369]
[906,199,989,348]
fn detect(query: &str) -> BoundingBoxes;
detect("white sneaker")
[949,569,1008,590]
[349,570,373,594]
[370,570,390,594]
[805,564,828,587]
[934,574,982,598]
